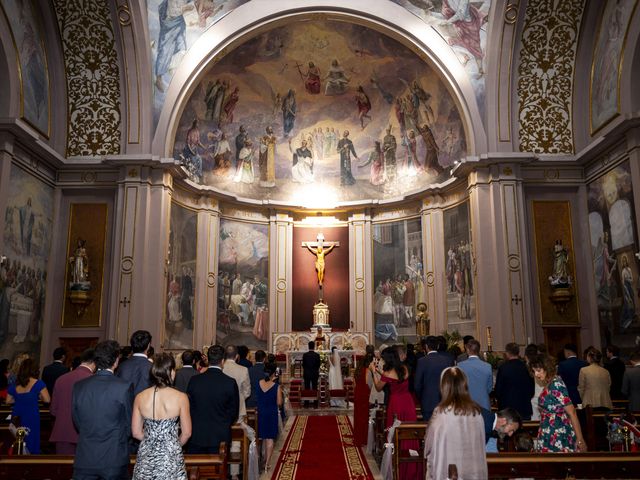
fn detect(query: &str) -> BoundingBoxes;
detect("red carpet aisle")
[271,415,374,480]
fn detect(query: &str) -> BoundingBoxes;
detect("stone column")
[420,196,446,334]
[468,160,532,349]
[107,164,172,346]
[269,212,293,346]
[348,212,372,336]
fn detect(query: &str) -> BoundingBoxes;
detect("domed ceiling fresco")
[172,19,467,204]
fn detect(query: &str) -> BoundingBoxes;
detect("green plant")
[441,329,462,350]
[484,351,502,370]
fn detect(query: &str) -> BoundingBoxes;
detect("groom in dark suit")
[187,344,239,454]
[116,330,152,396]
[73,340,133,480]
[303,341,321,390]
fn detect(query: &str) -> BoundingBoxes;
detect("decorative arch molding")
[618,3,640,120]
[152,0,488,160]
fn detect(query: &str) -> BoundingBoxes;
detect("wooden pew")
[487,452,640,479]
[392,422,427,480]
[230,424,250,480]
[0,448,228,480]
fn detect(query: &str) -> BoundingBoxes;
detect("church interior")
[1,0,640,478]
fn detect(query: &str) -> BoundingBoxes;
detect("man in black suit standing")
[557,343,588,406]
[246,350,266,409]
[302,341,321,390]
[116,330,152,396]
[73,340,133,480]
[494,342,535,420]
[414,336,454,421]
[42,347,69,397]
[187,344,239,454]
[175,349,199,393]
[604,345,626,399]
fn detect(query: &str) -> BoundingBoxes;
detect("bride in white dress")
[328,346,345,407]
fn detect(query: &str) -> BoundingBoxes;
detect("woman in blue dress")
[6,358,50,453]
[257,362,282,472]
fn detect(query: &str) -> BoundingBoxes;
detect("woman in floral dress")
[529,354,587,452]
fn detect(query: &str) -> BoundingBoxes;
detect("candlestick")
[486,326,493,352]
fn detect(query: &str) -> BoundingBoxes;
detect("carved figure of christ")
[301,233,340,301]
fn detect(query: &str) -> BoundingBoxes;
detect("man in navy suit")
[494,342,534,420]
[116,330,152,396]
[42,347,69,398]
[73,340,133,480]
[414,336,454,421]
[246,350,266,408]
[302,341,321,390]
[174,349,199,393]
[458,339,493,410]
[481,407,522,452]
[187,344,239,454]
[557,343,587,406]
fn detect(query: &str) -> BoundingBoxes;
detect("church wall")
[0,18,15,120]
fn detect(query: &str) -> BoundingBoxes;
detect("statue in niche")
[549,240,572,288]
[69,238,90,289]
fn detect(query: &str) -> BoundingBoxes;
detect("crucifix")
[301,233,339,302]
[120,296,131,308]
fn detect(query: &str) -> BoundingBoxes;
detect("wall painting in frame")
[217,218,269,350]
[443,200,476,337]
[1,165,54,364]
[165,201,197,349]
[372,218,424,347]
[588,161,640,355]
[0,0,50,136]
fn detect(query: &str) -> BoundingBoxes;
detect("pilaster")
[420,196,446,334]
[269,212,293,346]
[197,198,220,346]
[468,160,532,349]
[348,212,372,335]
[108,165,172,345]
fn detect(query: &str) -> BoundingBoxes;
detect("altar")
[286,349,358,369]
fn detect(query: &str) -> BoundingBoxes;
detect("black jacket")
[494,358,535,419]
[302,351,321,381]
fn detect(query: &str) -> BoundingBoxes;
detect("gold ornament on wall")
[517,0,585,154]
[53,0,121,156]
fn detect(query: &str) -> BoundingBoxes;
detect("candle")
[527,336,531,345]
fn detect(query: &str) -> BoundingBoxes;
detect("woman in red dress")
[370,346,422,479]
[353,353,373,446]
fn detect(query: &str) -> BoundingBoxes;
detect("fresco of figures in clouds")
[1,166,53,364]
[148,0,250,124]
[392,0,491,116]
[0,0,50,136]
[217,219,269,350]
[587,162,640,356]
[172,19,467,204]
[590,0,638,132]
[165,202,197,349]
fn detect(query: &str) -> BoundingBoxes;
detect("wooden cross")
[301,233,339,302]
[120,296,131,308]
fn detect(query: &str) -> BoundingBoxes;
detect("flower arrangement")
[319,351,329,375]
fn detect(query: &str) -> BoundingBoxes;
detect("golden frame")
[62,203,109,328]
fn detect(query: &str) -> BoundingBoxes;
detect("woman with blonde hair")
[529,354,586,452]
[424,366,486,479]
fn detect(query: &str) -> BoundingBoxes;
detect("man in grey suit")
[73,340,133,480]
[116,330,152,396]
[175,350,198,393]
